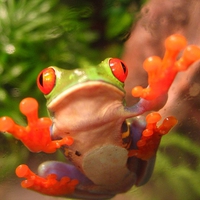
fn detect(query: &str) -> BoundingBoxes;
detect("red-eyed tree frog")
[1,34,200,199]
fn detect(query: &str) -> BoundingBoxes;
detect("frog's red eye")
[37,68,56,95]
[109,58,128,82]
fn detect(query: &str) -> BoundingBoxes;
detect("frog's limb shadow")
[0,97,73,153]
[127,34,200,115]
[129,112,177,160]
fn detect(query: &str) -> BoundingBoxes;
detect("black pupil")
[121,62,127,73]
[39,74,43,86]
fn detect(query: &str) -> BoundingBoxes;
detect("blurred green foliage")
[148,133,200,200]
[1,1,200,200]
[0,134,28,181]
[0,0,141,120]
[121,132,200,200]
[0,0,141,184]
[155,132,200,200]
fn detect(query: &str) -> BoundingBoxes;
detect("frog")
[1,34,200,199]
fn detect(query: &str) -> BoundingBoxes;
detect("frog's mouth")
[47,81,125,110]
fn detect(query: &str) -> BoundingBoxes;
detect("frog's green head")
[37,58,128,108]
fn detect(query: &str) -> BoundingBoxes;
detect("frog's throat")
[47,81,125,110]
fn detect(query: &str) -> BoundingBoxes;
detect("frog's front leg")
[0,98,82,196]
[127,34,200,115]
[0,98,73,153]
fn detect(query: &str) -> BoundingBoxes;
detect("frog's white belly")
[82,145,136,189]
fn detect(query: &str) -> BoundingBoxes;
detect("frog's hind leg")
[38,161,92,186]
[127,117,156,186]
[127,113,177,186]
[16,161,114,199]
[15,162,79,196]
[128,112,177,161]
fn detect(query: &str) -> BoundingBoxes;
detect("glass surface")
[1,0,200,200]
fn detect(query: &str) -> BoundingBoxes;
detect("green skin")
[38,58,161,199]
[45,58,125,104]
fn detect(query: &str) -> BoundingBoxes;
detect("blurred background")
[1,0,200,199]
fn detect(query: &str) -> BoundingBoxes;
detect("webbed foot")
[0,98,73,153]
[132,34,200,100]
[128,112,177,160]
[16,164,79,196]
[16,161,113,199]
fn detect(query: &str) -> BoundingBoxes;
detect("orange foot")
[128,112,177,160]
[0,98,73,153]
[16,164,79,196]
[132,34,200,100]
